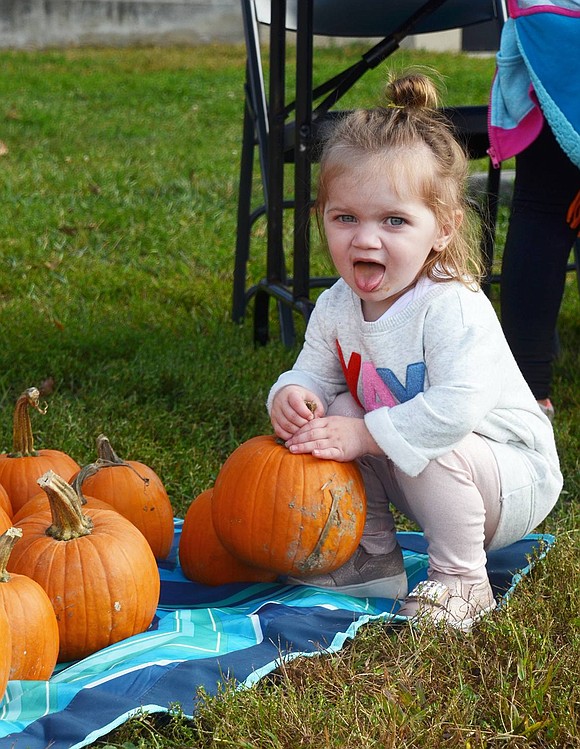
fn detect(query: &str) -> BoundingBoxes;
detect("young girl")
[267,72,563,631]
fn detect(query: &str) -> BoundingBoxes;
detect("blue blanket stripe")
[0,524,554,749]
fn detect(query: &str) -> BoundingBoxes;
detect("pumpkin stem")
[37,470,93,541]
[0,527,23,583]
[95,434,123,464]
[74,434,149,490]
[70,472,90,505]
[10,387,48,457]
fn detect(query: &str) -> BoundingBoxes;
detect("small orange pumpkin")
[0,602,10,704]
[0,388,80,512]
[73,435,174,560]
[7,470,160,663]
[179,489,277,586]
[212,435,366,577]
[0,527,59,680]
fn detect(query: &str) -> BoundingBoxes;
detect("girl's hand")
[285,415,382,462]
[270,386,325,441]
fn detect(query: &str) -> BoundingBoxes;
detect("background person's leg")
[500,123,579,403]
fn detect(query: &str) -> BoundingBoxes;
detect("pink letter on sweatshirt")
[362,361,397,409]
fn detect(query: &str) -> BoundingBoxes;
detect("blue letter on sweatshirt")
[376,362,425,404]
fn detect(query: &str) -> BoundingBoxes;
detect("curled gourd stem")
[0,527,23,583]
[72,434,149,496]
[37,470,93,541]
[11,387,48,457]
[304,401,317,416]
[276,401,318,448]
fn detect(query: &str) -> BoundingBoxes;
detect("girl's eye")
[338,214,357,223]
[387,216,405,226]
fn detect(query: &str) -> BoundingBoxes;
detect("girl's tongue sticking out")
[354,261,386,293]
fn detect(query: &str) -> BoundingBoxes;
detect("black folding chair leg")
[278,302,296,348]
[253,288,271,346]
[480,163,501,296]
[253,290,297,347]
[233,101,257,324]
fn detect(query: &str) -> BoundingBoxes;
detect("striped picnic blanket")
[0,521,553,749]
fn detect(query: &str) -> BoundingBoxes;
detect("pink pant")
[358,434,501,583]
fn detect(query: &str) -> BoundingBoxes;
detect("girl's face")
[322,159,453,321]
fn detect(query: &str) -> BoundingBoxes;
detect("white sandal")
[397,578,496,632]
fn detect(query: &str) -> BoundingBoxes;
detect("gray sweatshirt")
[268,278,563,549]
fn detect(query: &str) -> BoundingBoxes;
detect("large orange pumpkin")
[212,435,366,577]
[11,489,114,525]
[179,489,277,586]
[74,435,174,560]
[0,388,80,512]
[0,602,10,704]
[7,470,160,663]
[0,507,11,536]
[0,484,12,518]
[0,527,59,680]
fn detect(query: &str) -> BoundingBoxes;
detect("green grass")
[1,45,578,748]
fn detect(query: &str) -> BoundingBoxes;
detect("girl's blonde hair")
[315,72,484,288]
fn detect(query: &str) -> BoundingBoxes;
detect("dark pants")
[500,123,579,401]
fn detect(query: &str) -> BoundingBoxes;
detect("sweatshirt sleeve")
[364,291,507,476]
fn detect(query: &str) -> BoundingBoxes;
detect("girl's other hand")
[285,415,381,462]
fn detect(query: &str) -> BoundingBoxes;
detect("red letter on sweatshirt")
[336,340,364,408]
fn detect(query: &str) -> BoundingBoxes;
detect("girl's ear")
[434,209,463,252]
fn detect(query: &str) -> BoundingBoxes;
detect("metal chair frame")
[233,0,508,345]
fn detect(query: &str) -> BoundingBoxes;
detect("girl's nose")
[353,223,382,249]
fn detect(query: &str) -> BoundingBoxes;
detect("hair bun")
[386,73,439,111]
